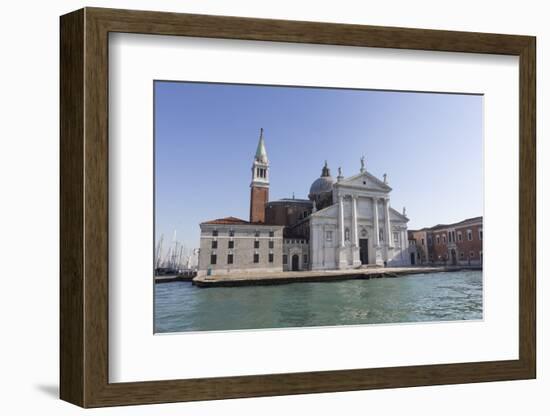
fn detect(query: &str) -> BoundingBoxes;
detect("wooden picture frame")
[60,7,536,408]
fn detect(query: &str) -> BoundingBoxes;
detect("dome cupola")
[308,161,335,210]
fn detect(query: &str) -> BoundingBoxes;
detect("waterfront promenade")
[155,274,195,284]
[192,266,481,287]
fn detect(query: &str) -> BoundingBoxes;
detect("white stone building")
[309,160,410,270]
[197,217,284,276]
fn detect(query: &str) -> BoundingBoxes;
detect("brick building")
[408,216,483,266]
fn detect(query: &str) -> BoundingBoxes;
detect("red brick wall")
[431,223,482,263]
[455,224,483,261]
[431,231,449,261]
[250,186,268,223]
[265,202,311,227]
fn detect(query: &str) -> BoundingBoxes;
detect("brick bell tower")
[250,128,269,223]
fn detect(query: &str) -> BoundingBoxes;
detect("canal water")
[154,270,482,333]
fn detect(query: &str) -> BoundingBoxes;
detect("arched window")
[345,227,350,241]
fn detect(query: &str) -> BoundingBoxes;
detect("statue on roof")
[360,156,365,173]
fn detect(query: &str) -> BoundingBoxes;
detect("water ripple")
[155,270,483,332]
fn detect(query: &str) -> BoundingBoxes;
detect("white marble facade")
[309,170,410,270]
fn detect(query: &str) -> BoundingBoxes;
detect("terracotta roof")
[429,216,483,230]
[409,216,483,232]
[202,216,251,225]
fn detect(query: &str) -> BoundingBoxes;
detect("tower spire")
[250,128,270,223]
[255,127,268,163]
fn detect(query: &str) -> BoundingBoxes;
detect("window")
[345,228,350,241]
[254,240,260,249]
[421,237,425,246]
[458,232,462,242]
[303,254,308,264]
[379,228,384,242]
[212,230,218,237]
[442,235,446,243]
[228,240,234,249]
[428,237,432,245]
[479,229,483,240]
[394,232,400,243]
[269,240,274,249]
[470,251,475,258]
[325,230,333,242]
[229,230,234,237]
[436,235,440,245]
[448,231,452,242]
[227,254,233,264]
[268,253,274,263]
[283,254,288,264]
[269,231,274,237]
[467,230,473,241]
[255,230,260,237]
[211,240,217,249]
[253,253,259,263]
[210,254,217,265]
[460,252,464,259]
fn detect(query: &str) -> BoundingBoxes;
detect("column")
[321,224,325,267]
[384,198,392,248]
[351,196,358,247]
[338,195,345,247]
[373,197,379,246]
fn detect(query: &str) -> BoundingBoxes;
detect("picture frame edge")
[59,7,537,408]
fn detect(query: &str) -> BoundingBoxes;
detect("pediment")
[337,171,392,192]
[390,207,409,223]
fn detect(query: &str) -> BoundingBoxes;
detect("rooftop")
[201,216,252,225]
[201,216,284,227]
[409,216,483,232]
[267,198,312,205]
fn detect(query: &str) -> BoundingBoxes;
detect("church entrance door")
[359,239,369,265]
[291,254,299,271]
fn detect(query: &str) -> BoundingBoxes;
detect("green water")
[154,270,482,333]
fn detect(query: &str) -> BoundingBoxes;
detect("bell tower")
[250,128,269,223]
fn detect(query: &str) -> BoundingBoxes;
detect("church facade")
[197,129,411,276]
[308,164,410,270]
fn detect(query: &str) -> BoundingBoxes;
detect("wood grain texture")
[59,8,84,407]
[59,7,537,408]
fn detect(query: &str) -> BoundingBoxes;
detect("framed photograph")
[60,7,536,407]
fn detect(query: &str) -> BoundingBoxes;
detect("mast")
[155,234,164,269]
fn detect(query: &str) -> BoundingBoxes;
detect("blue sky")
[155,81,483,250]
